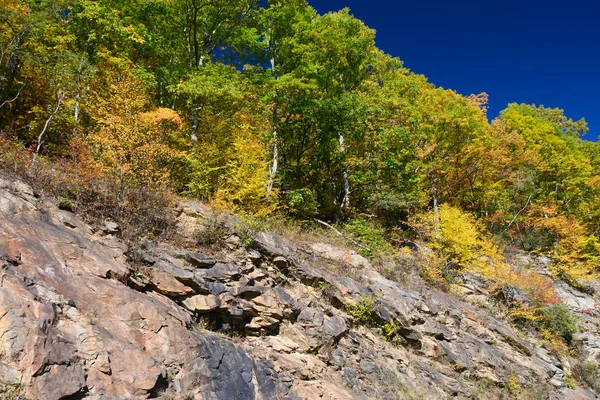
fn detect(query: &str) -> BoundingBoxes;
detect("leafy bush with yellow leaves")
[414,204,503,277]
[414,204,568,341]
[212,131,275,218]
[523,207,599,280]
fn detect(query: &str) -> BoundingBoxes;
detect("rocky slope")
[0,178,598,399]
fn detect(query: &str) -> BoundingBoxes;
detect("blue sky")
[311,0,600,140]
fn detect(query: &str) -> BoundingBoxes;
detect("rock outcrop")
[0,178,598,399]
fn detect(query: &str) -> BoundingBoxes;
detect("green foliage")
[346,296,407,346]
[233,215,266,247]
[572,361,600,392]
[346,296,378,327]
[195,213,229,247]
[517,228,557,252]
[56,196,75,211]
[0,383,26,400]
[381,319,404,346]
[2,0,600,287]
[541,303,579,344]
[343,219,395,258]
[285,189,319,220]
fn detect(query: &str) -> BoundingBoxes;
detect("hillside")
[2,1,600,399]
[1,177,599,399]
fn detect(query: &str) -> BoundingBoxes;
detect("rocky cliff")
[0,178,598,400]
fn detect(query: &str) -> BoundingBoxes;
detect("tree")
[86,55,184,204]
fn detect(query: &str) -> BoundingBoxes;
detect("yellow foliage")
[86,61,185,201]
[214,131,275,218]
[420,204,504,273]
[506,373,522,396]
[528,206,598,279]
[538,327,569,357]
[416,204,560,325]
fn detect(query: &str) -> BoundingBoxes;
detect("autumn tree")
[86,55,184,204]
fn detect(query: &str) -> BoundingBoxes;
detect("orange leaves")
[141,108,183,127]
[0,0,28,16]
[466,92,489,115]
[520,205,598,279]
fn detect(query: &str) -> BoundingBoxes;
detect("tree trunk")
[339,133,350,210]
[429,171,440,230]
[31,91,63,169]
[267,53,279,194]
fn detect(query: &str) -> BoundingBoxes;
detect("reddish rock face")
[0,178,598,400]
[0,180,259,399]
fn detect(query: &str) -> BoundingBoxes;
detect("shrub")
[413,204,503,276]
[0,383,26,400]
[347,296,378,327]
[572,361,600,392]
[195,213,229,247]
[524,209,598,280]
[517,228,557,252]
[367,190,412,227]
[343,218,395,258]
[233,214,265,247]
[0,133,29,175]
[541,303,579,344]
[56,197,75,211]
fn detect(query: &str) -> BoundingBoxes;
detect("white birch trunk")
[32,91,63,169]
[339,133,350,209]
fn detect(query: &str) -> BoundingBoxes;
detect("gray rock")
[188,333,255,400]
[208,281,227,295]
[273,256,289,269]
[328,349,347,368]
[322,316,347,340]
[236,286,269,298]
[199,263,241,282]
[342,367,360,387]
[359,361,379,374]
[185,252,217,268]
[247,250,262,264]
[182,295,221,313]
[253,231,292,257]
[34,364,87,400]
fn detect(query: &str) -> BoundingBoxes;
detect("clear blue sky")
[311,0,600,140]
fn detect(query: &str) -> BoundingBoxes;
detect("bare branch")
[31,91,64,169]
[0,84,24,109]
[314,219,372,252]
[503,193,533,234]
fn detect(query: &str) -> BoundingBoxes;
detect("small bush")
[343,218,395,258]
[0,383,26,400]
[541,303,579,344]
[56,197,75,211]
[347,296,378,327]
[517,228,557,252]
[367,190,412,227]
[196,215,229,246]
[572,361,600,392]
[233,215,265,247]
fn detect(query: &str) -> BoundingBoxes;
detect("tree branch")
[503,193,533,234]
[31,90,63,169]
[0,84,24,109]
[314,219,372,252]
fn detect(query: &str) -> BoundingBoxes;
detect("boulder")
[182,295,221,313]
